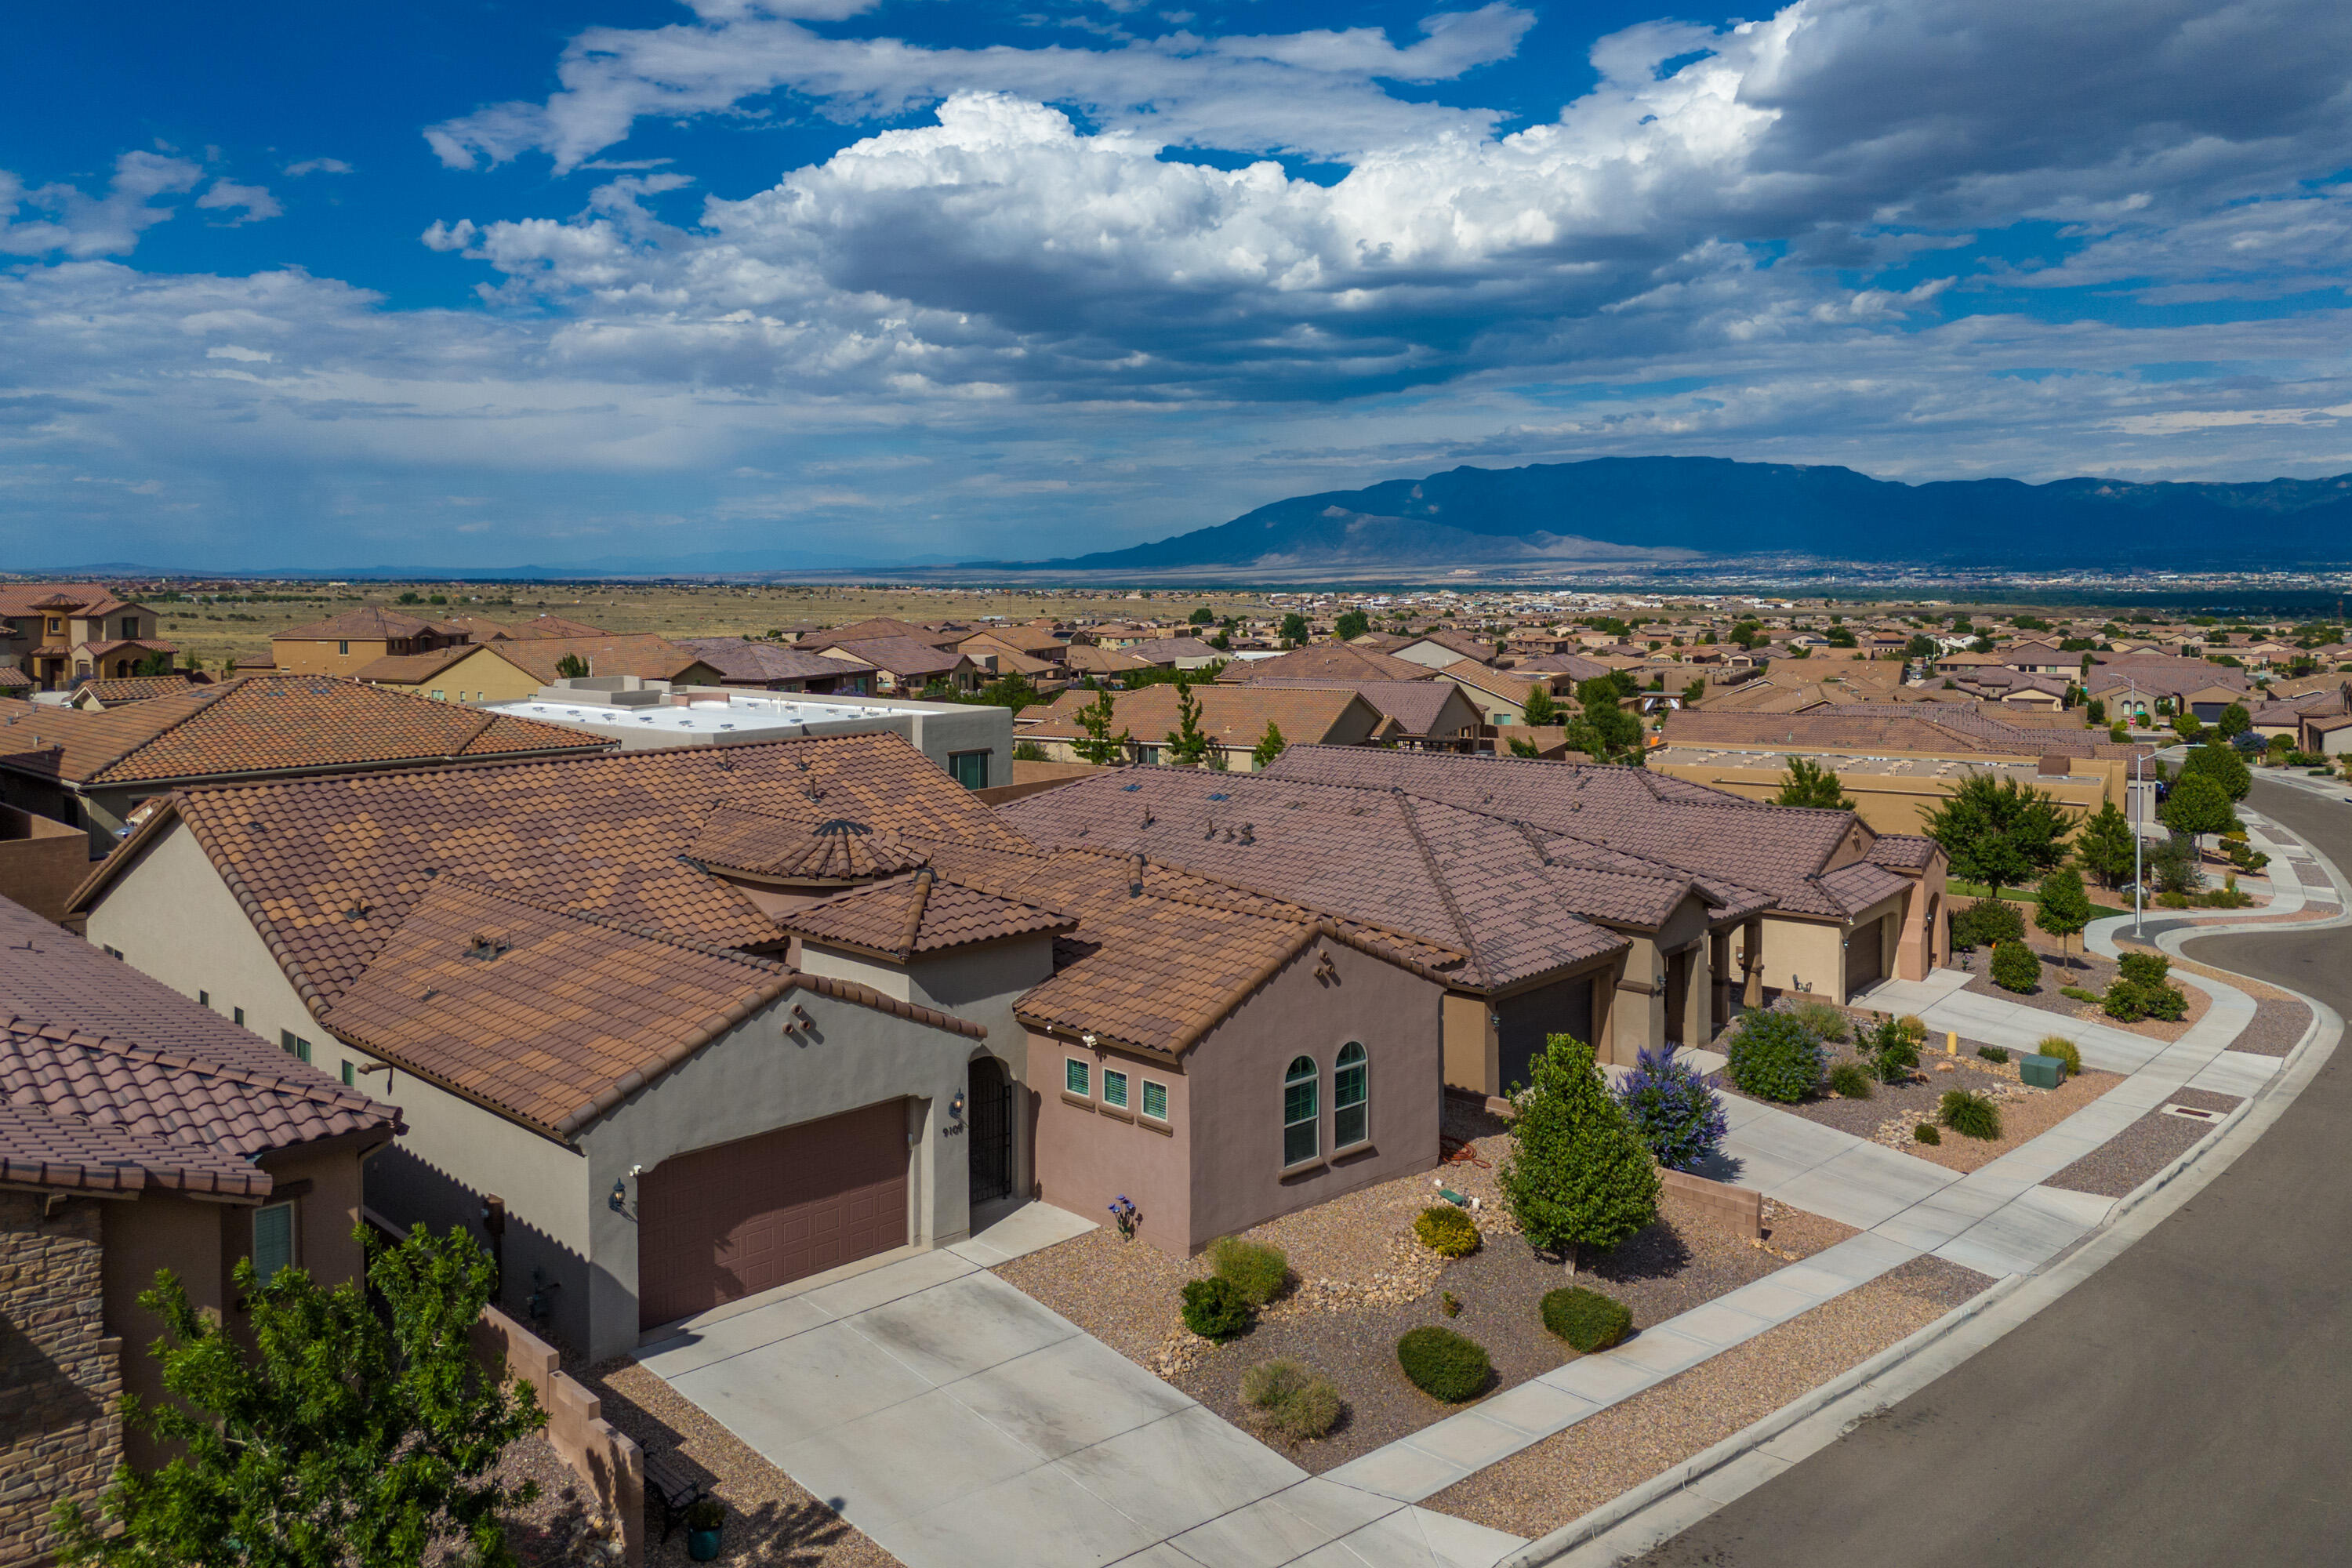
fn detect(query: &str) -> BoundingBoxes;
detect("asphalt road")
[1633,775,2352,1568]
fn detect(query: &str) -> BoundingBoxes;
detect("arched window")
[1282,1055,1319,1167]
[1334,1043,1367,1149]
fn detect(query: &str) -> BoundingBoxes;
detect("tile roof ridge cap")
[895,866,935,956]
[1387,790,1492,984]
[0,1007,394,1123]
[423,876,791,974]
[76,681,241,782]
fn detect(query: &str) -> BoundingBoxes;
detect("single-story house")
[1017,684,1384,770]
[667,637,877,694]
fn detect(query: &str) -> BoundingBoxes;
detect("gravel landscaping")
[2229,993,2315,1057]
[2044,1087,2245,1199]
[1719,1044,2122,1176]
[561,1354,898,1568]
[1422,1254,1995,1539]
[994,1109,1856,1474]
[469,1433,616,1568]
[1955,943,2211,1042]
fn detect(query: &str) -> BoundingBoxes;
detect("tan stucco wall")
[368,644,543,704]
[103,1192,226,1470]
[0,802,93,923]
[1652,753,2117,835]
[1029,1029,1192,1249]
[1755,913,1847,1000]
[1441,989,1497,1095]
[274,637,396,677]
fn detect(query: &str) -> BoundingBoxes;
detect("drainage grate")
[2160,1103,2223,1122]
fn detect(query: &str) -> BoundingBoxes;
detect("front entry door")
[967,1056,1014,1205]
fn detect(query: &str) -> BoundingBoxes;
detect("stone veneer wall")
[0,1191,122,1566]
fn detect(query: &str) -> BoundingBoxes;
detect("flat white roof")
[485,694,925,735]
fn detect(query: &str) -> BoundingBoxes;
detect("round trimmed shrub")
[1208,1236,1290,1307]
[1240,1359,1343,1443]
[1913,1122,1942,1145]
[1951,898,2026,950]
[1940,1090,2002,1142]
[1610,1044,1730,1171]
[1181,1276,1254,1341]
[2037,1036,2082,1079]
[1414,1205,1482,1259]
[1828,1062,1873,1098]
[1396,1326,1491,1402]
[1990,940,2041,994]
[1540,1287,1633,1353]
[1725,1009,1828,1103]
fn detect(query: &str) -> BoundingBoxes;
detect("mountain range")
[1004,457,2352,578]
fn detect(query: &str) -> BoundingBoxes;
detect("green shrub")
[1540,1287,1633,1352]
[1857,1013,1922,1083]
[1181,1277,1254,1341]
[2061,985,2100,1004]
[1498,1035,1660,1265]
[1240,1359,1343,1443]
[1207,1236,1290,1307]
[1413,1205,1482,1259]
[1940,1090,2002,1142]
[1976,1045,2009,1064]
[2118,951,2172,986]
[1396,1326,1491,1402]
[2037,1036,2082,1078]
[1990,939,2041,994]
[1828,1062,1874,1098]
[1951,898,2027,949]
[1725,1009,1828,1103]
[1786,999,1850,1044]
[2104,974,2187,1023]
[1913,1123,1942,1145]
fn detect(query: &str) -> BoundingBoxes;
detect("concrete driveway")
[638,1203,1523,1568]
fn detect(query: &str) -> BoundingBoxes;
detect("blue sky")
[4,0,2350,569]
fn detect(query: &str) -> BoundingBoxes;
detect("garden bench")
[642,1449,703,1541]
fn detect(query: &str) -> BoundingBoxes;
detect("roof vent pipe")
[1127,852,1145,898]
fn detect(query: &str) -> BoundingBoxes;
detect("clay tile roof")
[800,617,954,649]
[1814,858,1914,915]
[352,645,478,684]
[670,639,875,684]
[76,732,1029,1014]
[1022,685,1377,750]
[783,869,1077,961]
[0,677,607,786]
[1243,680,1471,736]
[1866,834,1936,870]
[813,636,967,679]
[685,800,935,881]
[0,667,28,689]
[74,674,194,706]
[273,606,439,643]
[1214,644,1433,684]
[0,893,399,1195]
[492,634,720,684]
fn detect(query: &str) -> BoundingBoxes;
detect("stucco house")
[0,584,173,691]
[0,890,400,1544]
[270,606,467,678]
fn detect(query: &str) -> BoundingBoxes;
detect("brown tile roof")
[1120,637,1222,666]
[0,584,114,618]
[783,868,1076,962]
[78,732,1029,1014]
[0,893,398,1196]
[1815,858,1915,914]
[1215,644,1433,684]
[1062,644,1150,676]
[437,613,609,641]
[273,606,440,643]
[0,676,608,786]
[1661,705,2150,762]
[685,800,935,882]
[670,638,875,685]
[1022,684,1377,750]
[493,634,720,685]
[74,674,194,706]
[800,617,959,650]
[814,636,968,680]
[0,667,28,689]
[1865,834,1936,870]
[320,880,981,1137]
[1240,680,1475,738]
[352,645,479,684]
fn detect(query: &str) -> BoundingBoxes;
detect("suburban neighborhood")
[0,576,2345,1568]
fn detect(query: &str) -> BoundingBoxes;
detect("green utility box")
[2019,1053,2063,1090]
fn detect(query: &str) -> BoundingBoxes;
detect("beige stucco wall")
[103,1191,226,1470]
[274,637,397,677]
[369,644,544,704]
[1651,753,2116,836]
[1440,989,1497,1096]
[1755,913,1847,1000]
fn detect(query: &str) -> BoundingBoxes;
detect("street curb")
[1498,800,2347,1568]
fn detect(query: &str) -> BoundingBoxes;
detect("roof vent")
[1121,783,1142,793]
[342,902,373,922]
[1239,822,1255,846]
[1207,792,1229,801]
[814,817,870,836]
[463,933,511,962]
[1127,852,1145,898]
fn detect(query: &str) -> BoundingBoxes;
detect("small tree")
[1189,604,1216,626]
[2181,739,2252,802]
[1773,757,1855,811]
[1333,608,1370,641]
[1165,682,1212,766]
[2216,702,2252,739]
[55,1226,543,1568]
[2073,800,2137,889]
[1681,677,1706,706]
[1922,772,2073,901]
[1521,684,1559,726]
[1073,688,1134,765]
[2160,773,2234,846]
[1498,1034,1659,1273]
[1508,736,1542,757]
[131,650,175,677]
[2034,867,2094,965]
[1278,612,1309,648]
[554,652,590,680]
[2085,697,2107,726]
[1251,718,1288,770]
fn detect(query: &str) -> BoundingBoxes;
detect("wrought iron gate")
[968,1058,1014,1204]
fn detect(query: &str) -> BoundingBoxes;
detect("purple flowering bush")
[1611,1045,1730,1171]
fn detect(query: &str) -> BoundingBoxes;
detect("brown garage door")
[1845,916,1886,996]
[637,1100,909,1331]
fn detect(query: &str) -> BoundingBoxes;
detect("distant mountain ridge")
[1010,457,2352,574]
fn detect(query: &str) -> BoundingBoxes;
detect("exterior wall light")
[608,1178,628,1213]
[949,1089,967,1121]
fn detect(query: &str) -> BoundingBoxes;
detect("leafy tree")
[1508,736,1542,757]
[1773,757,1854,811]
[971,671,1039,712]
[1521,684,1559,726]
[553,652,590,679]
[2172,712,2204,740]
[1904,634,1938,661]
[1072,688,1134,765]
[1825,626,1858,648]
[1189,604,1216,626]
[2181,738,2252,801]
[2108,720,2130,743]
[1566,675,1643,761]
[2160,773,2235,843]
[396,591,421,605]
[1922,772,2073,900]
[2151,832,2205,895]
[2073,800,2138,888]
[1251,718,1288,770]
[1498,1034,1660,1272]
[1164,682,1212,766]
[54,1226,543,1568]
[2085,697,2106,726]
[2216,702,2252,739]
[1207,630,1231,652]
[1681,677,1707,706]
[1013,740,1048,762]
[1333,608,1370,641]
[131,651,175,677]
[1278,612,1309,648]
[2034,867,2094,963]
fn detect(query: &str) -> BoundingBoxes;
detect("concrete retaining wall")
[474,1306,644,1568]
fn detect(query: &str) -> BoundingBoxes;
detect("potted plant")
[684,1497,725,1561]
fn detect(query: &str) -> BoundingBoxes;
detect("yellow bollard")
[1946,1029,1958,1056]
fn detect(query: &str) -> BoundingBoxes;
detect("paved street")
[1630,775,2352,1568]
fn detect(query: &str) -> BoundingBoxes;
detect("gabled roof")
[0,893,398,1196]
[0,676,609,786]
[670,637,874,685]
[1021,684,1377,750]
[71,674,194,708]
[1241,679,1479,737]
[436,613,609,642]
[1215,643,1433,684]
[813,635,967,679]
[0,584,115,619]
[272,606,440,643]
[801,617,960,650]
[783,868,1076,962]
[492,634,720,685]
[351,644,481,684]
